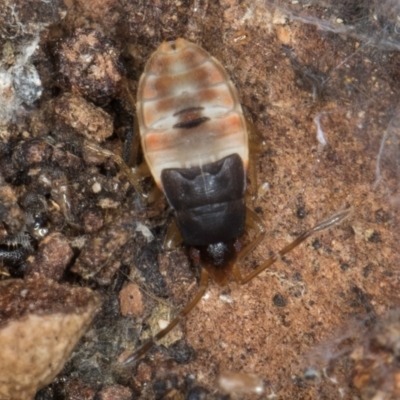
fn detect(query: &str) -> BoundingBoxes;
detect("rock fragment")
[58,29,122,104]
[119,282,144,317]
[53,93,113,143]
[97,385,133,400]
[0,277,100,400]
[25,233,73,280]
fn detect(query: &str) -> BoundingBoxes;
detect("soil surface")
[1,1,400,399]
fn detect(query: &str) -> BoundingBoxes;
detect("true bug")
[86,39,349,364]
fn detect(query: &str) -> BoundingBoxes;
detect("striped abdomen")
[137,38,248,187]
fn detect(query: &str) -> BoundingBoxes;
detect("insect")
[86,39,349,364]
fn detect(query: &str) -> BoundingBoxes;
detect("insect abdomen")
[137,38,248,187]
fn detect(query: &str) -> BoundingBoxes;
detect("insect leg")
[122,79,141,168]
[246,119,267,198]
[163,219,184,250]
[129,154,162,202]
[247,119,266,153]
[120,268,210,365]
[89,78,157,200]
[123,114,156,186]
[84,141,149,199]
[237,207,266,263]
[234,209,350,285]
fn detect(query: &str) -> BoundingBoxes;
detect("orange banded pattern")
[137,38,248,187]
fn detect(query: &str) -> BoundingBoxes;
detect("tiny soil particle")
[167,339,196,364]
[186,386,209,400]
[63,379,96,400]
[273,293,288,307]
[340,263,350,271]
[367,230,381,243]
[363,264,374,278]
[296,205,306,219]
[119,282,144,317]
[293,272,302,281]
[312,239,322,250]
[97,385,133,400]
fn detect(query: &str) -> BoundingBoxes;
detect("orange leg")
[163,219,184,250]
[118,77,141,168]
[120,268,209,366]
[237,207,266,263]
[233,209,350,285]
[246,119,267,199]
